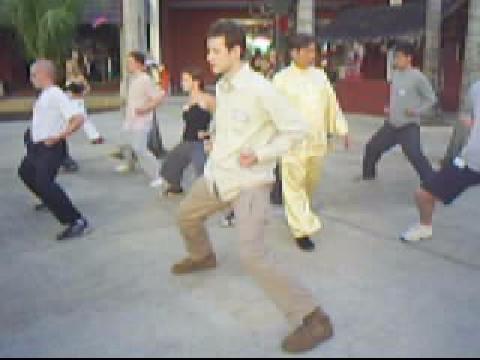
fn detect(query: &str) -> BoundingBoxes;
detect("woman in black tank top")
[182,104,212,143]
[151,68,215,195]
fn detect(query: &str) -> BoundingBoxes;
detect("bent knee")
[177,201,200,226]
[416,188,433,202]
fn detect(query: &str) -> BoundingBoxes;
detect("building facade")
[0,0,475,115]
[155,0,470,112]
[160,0,292,92]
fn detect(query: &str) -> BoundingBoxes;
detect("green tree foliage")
[5,0,84,67]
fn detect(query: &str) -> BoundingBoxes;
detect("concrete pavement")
[1,99,480,357]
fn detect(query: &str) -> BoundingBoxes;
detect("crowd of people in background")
[15,18,480,355]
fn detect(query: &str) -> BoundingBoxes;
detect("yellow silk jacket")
[273,64,349,157]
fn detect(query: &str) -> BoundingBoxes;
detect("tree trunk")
[460,0,480,103]
[297,0,315,35]
[424,0,442,93]
[121,0,147,95]
[444,0,480,165]
[149,0,162,64]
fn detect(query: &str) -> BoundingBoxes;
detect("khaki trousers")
[282,155,324,238]
[177,178,318,326]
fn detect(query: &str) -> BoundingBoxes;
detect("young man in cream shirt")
[171,20,334,354]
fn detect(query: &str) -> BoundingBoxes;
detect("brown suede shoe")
[171,254,217,275]
[282,308,334,354]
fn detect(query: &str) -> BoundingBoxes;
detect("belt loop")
[213,182,221,200]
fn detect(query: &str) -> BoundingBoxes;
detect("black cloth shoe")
[163,186,184,197]
[296,237,316,252]
[62,157,80,173]
[91,137,105,145]
[57,219,91,241]
[34,203,48,212]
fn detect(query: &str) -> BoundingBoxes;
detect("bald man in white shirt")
[18,60,91,241]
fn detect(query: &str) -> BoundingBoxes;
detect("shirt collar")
[130,71,145,82]
[218,63,251,93]
[290,62,313,74]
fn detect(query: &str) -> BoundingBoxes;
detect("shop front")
[161,0,292,93]
[318,2,425,115]
[74,0,122,92]
[317,0,468,115]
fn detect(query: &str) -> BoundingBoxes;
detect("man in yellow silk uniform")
[274,34,350,251]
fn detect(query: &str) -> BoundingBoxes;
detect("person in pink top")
[116,51,165,181]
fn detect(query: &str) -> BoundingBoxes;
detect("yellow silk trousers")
[282,155,325,238]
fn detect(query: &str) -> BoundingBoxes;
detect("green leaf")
[4,0,84,65]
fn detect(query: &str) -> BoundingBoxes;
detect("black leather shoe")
[34,203,48,212]
[91,137,105,145]
[163,186,184,197]
[57,219,91,241]
[62,157,80,173]
[296,237,316,252]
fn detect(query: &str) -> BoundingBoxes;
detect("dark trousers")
[270,164,283,205]
[363,122,434,183]
[161,141,205,190]
[18,140,82,225]
[443,120,471,167]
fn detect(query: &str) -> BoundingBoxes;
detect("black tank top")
[183,104,212,142]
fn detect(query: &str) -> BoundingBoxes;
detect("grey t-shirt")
[389,68,437,128]
[461,82,480,172]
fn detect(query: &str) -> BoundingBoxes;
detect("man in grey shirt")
[402,81,480,242]
[362,43,437,183]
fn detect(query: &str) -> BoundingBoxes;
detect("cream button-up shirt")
[273,64,348,158]
[204,64,309,201]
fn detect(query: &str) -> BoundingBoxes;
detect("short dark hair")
[395,42,416,58]
[289,33,316,51]
[66,82,85,95]
[207,20,247,59]
[128,51,146,66]
[182,66,205,90]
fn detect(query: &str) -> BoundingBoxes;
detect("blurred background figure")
[151,67,214,195]
[115,51,165,183]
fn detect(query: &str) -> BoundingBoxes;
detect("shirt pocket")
[230,108,251,134]
[34,97,51,116]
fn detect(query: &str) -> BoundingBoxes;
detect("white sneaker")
[115,164,132,174]
[401,224,433,243]
[150,178,165,188]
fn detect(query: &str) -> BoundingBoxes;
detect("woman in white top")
[66,64,104,144]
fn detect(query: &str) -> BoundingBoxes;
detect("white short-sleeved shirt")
[32,86,82,143]
[70,98,87,117]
